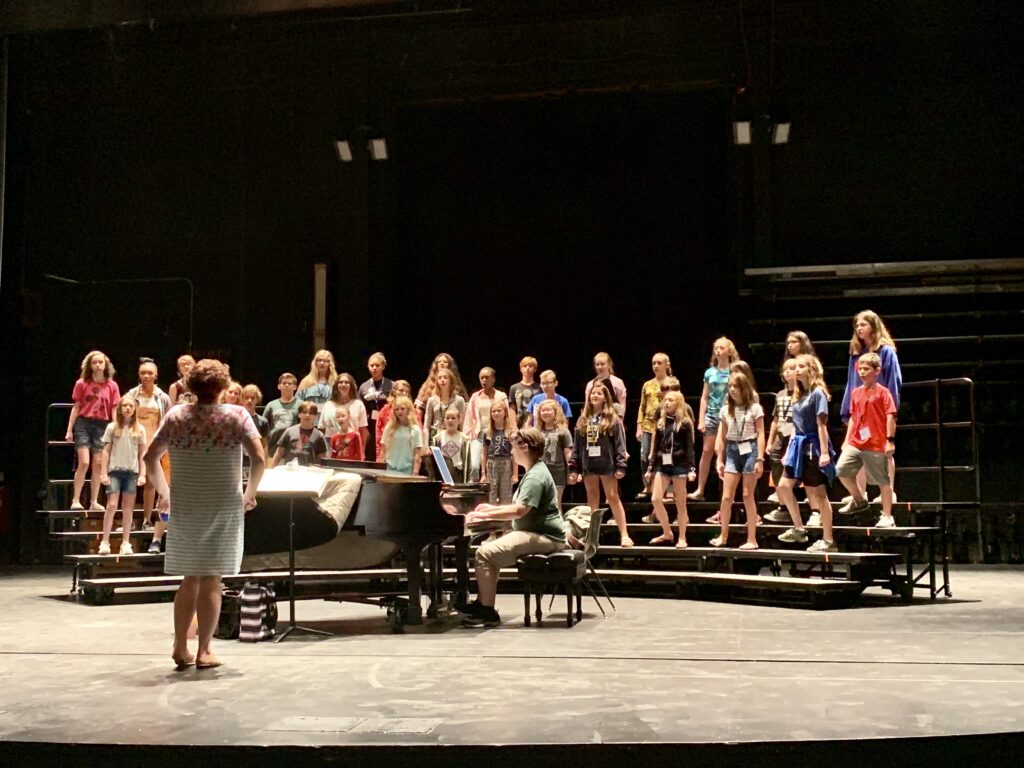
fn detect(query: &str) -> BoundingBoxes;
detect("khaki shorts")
[475,531,564,569]
[836,445,890,487]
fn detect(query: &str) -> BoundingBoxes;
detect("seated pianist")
[270,401,327,467]
[458,427,568,627]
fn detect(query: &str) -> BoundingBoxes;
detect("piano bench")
[516,551,586,628]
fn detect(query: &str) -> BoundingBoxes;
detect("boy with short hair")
[509,356,542,429]
[263,373,300,456]
[272,401,328,467]
[836,352,897,527]
[526,370,572,426]
[241,384,270,450]
[358,352,393,462]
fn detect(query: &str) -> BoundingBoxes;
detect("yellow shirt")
[637,379,665,434]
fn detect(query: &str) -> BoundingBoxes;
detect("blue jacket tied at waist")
[783,432,836,484]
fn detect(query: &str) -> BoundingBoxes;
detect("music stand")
[257,467,334,642]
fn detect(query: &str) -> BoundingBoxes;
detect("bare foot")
[172,649,195,670]
[195,654,223,670]
[675,540,689,549]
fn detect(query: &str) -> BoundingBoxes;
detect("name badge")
[738,441,753,456]
[661,452,672,466]
[858,427,871,441]
[588,446,602,457]
[371,410,380,420]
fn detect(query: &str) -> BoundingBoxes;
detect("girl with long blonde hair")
[644,390,696,548]
[380,395,423,475]
[297,349,338,406]
[98,396,147,556]
[65,350,121,511]
[690,337,739,501]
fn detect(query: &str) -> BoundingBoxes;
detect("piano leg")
[402,543,425,625]
[426,542,442,619]
[454,535,470,605]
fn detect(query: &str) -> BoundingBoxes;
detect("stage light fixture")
[334,140,353,162]
[368,138,388,161]
[772,122,791,145]
[732,121,752,145]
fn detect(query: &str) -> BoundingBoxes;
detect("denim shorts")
[724,440,759,474]
[656,463,690,477]
[704,410,721,433]
[107,469,138,494]
[73,417,107,453]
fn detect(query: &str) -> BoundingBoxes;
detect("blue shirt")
[704,366,731,417]
[527,393,572,420]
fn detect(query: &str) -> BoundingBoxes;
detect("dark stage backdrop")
[384,90,735,394]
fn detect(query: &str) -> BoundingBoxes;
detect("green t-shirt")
[513,462,568,543]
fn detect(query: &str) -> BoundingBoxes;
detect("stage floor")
[1,566,1023,753]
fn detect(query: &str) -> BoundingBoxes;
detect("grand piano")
[246,461,488,626]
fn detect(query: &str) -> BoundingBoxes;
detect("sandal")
[738,542,759,551]
[620,536,635,549]
[709,535,726,548]
[707,512,721,524]
[675,540,689,549]
[649,534,674,546]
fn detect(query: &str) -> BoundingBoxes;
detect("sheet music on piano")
[257,464,334,497]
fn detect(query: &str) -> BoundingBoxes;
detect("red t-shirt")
[847,383,896,452]
[331,430,364,461]
[72,379,121,421]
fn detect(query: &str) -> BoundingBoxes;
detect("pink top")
[463,390,509,438]
[72,379,121,421]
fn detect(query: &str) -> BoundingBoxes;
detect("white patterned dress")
[150,403,260,576]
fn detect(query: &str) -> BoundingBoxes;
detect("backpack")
[238,581,278,642]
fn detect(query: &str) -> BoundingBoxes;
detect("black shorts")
[783,460,829,488]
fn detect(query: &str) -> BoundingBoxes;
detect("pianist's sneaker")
[453,598,483,616]
[461,606,501,628]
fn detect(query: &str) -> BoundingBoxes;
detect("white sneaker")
[97,541,111,555]
[875,515,896,528]
[90,502,105,512]
[840,495,852,504]
[807,539,837,553]
[119,542,134,556]
[765,508,791,523]
[767,492,779,504]
[778,527,808,543]
[70,500,84,511]
[806,512,822,527]
[872,492,897,504]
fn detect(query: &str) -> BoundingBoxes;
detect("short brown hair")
[515,427,546,461]
[187,359,231,403]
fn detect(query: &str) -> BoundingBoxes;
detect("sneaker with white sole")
[148,540,162,554]
[641,513,657,524]
[765,508,791,523]
[778,527,808,543]
[70,501,84,511]
[875,515,896,528]
[767,492,779,504]
[807,539,837,553]
[90,502,105,512]
[840,495,853,504]
[872,492,897,504]
[97,541,111,555]
[461,606,501,628]
[806,512,822,527]
[119,542,133,556]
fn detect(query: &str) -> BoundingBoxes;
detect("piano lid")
[320,459,431,484]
